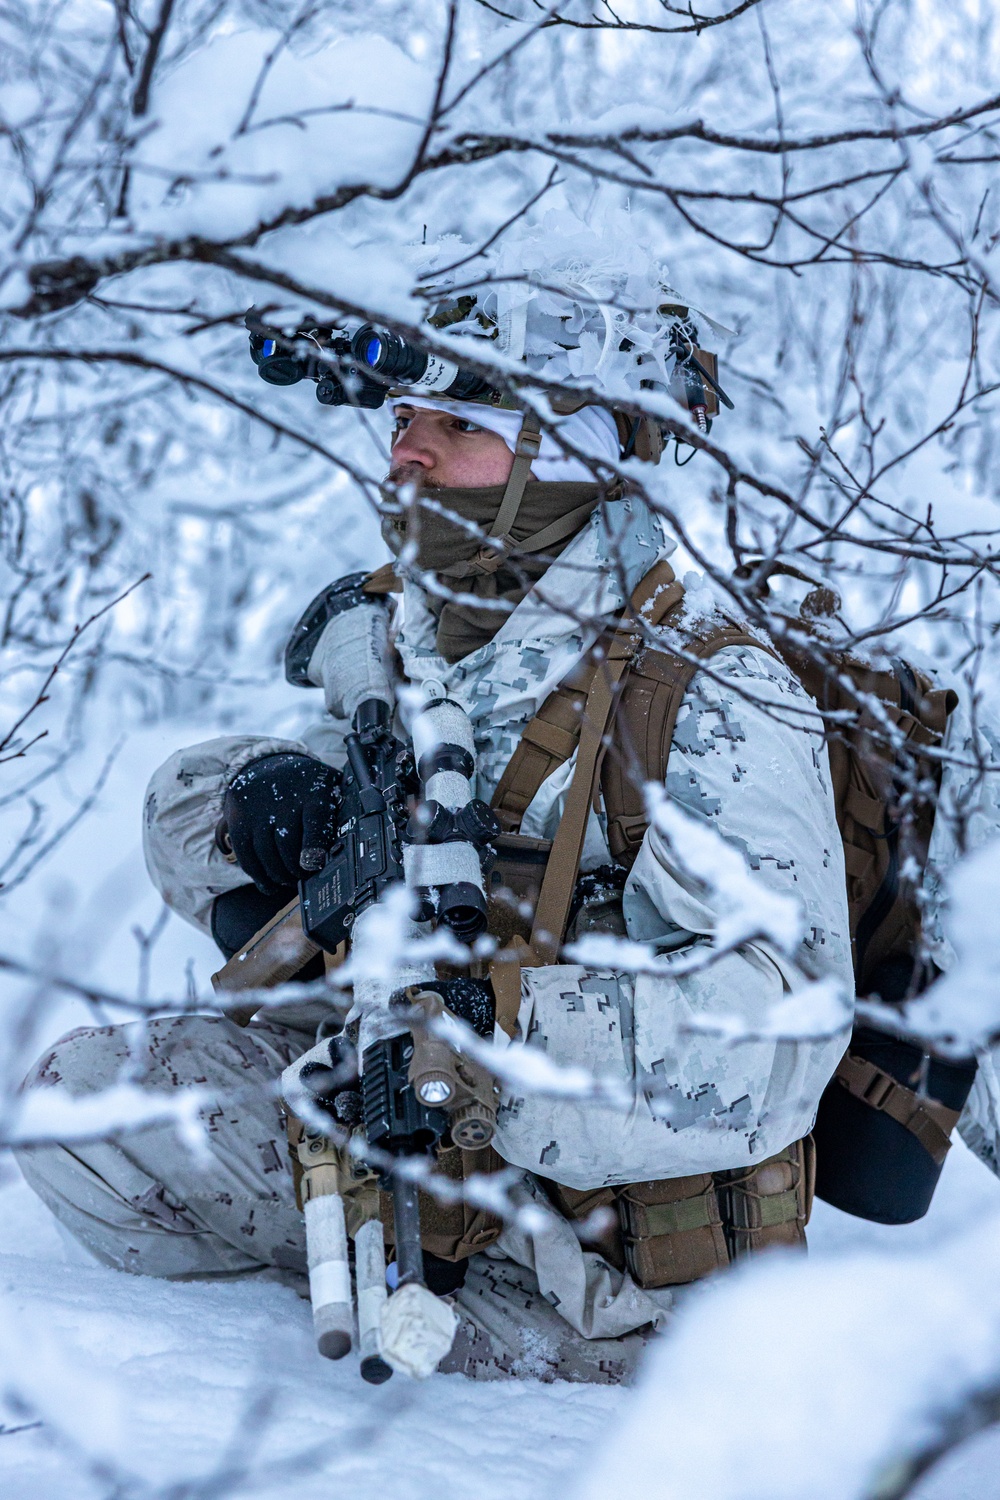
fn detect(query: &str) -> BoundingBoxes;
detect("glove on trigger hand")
[222,752,342,894]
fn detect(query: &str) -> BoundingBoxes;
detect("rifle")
[214,688,500,1379]
[212,691,497,999]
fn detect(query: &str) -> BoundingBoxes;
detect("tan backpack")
[480,557,962,1251]
[485,557,957,1005]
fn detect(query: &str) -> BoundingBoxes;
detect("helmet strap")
[487,412,542,546]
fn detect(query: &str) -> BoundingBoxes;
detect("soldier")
[14,217,857,1383]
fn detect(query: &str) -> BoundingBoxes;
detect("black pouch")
[814,1023,977,1224]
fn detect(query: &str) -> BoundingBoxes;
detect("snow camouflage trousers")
[14,1015,660,1385]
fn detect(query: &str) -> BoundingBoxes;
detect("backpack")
[483,557,975,1224]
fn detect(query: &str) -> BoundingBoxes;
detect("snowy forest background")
[4,0,1000,1495]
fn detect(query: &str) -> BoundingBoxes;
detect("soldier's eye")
[454,419,483,434]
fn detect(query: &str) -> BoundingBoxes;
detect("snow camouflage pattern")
[22,491,892,1367]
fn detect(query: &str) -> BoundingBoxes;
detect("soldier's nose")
[391,427,437,469]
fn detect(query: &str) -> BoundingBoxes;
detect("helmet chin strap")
[486,412,542,548]
[439,412,610,581]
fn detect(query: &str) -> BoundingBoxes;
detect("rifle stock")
[211,897,321,1025]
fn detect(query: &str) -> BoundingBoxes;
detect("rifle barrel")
[392,1172,425,1288]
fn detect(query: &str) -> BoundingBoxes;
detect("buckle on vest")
[860,1070,897,1111]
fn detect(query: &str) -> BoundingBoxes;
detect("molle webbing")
[623,1139,814,1284]
[713,1137,816,1262]
[832,1051,960,1167]
[617,1174,728,1285]
[542,1138,814,1289]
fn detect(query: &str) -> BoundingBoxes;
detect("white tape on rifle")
[380,1282,458,1379]
[309,1257,352,1309]
[304,1192,352,1360]
[403,840,482,889]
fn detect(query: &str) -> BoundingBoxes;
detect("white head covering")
[388,396,620,483]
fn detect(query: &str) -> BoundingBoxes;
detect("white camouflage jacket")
[144,493,855,1193]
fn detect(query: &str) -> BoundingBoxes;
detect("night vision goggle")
[244,307,733,443]
[245,310,494,410]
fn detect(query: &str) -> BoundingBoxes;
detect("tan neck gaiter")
[380,480,605,663]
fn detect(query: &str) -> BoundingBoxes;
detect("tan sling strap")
[491,659,595,834]
[491,559,685,835]
[526,560,685,963]
[526,634,631,963]
[490,935,531,1039]
[833,1051,960,1167]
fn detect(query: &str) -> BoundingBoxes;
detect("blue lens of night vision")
[262,339,276,357]
[362,335,383,368]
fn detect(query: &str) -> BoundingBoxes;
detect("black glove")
[434,978,496,1039]
[297,1034,362,1128]
[221,752,342,893]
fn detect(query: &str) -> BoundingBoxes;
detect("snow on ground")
[2,1136,1000,1498]
[3,720,1000,1498]
[0,1165,616,1499]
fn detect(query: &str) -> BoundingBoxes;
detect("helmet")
[413,201,734,439]
[247,202,732,450]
